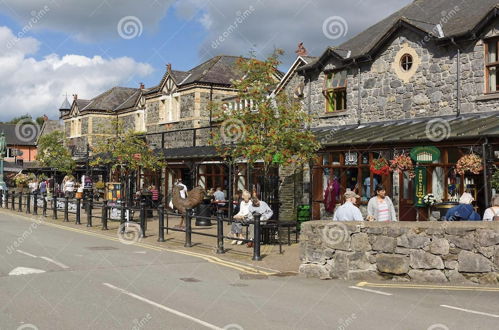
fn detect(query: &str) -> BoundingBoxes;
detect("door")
[399,171,427,221]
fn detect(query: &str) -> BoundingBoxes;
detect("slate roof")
[302,0,499,70]
[59,97,71,110]
[0,124,38,146]
[81,87,141,112]
[37,120,63,143]
[315,112,499,147]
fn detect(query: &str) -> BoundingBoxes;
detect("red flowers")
[370,158,391,176]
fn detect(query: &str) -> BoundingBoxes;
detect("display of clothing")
[324,177,340,213]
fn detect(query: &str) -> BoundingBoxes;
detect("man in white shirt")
[333,191,363,221]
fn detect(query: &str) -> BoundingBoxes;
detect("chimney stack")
[166,63,172,74]
[43,114,48,122]
[73,94,78,101]
[139,82,145,89]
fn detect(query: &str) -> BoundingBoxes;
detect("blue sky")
[0,0,410,121]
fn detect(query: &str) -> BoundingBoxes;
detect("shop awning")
[314,112,499,147]
[159,146,219,160]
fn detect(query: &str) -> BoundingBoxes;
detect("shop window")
[331,152,341,165]
[432,167,445,202]
[486,38,499,93]
[323,70,347,112]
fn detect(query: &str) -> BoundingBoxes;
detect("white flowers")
[423,193,437,206]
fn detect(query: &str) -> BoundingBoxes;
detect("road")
[0,210,498,330]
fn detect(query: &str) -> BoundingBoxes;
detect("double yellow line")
[4,210,277,276]
[357,281,499,292]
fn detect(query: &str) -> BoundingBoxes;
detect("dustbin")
[195,203,212,226]
[297,205,311,230]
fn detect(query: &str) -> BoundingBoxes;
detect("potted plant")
[423,193,438,220]
[370,157,391,176]
[455,154,483,176]
[390,154,415,179]
[14,173,29,190]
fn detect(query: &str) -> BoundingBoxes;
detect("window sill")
[319,111,348,119]
[159,120,181,125]
[475,93,499,101]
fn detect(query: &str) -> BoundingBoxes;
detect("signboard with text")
[414,166,427,207]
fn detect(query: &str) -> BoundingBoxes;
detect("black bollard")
[158,205,165,242]
[252,213,262,261]
[0,190,3,208]
[52,196,57,220]
[42,195,47,217]
[33,192,38,215]
[4,191,8,209]
[75,198,81,225]
[64,196,69,222]
[86,195,93,227]
[26,192,31,214]
[140,201,146,238]
[11,192,15,211]
[18,191,22,212]
[216,209,225,254]
[184,208,193,248]
[101,200,108,230]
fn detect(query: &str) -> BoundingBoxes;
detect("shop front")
[312,114,499,221]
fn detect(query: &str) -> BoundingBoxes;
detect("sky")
[0,0,412,121]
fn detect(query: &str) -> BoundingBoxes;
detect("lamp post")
[0,132,6,191]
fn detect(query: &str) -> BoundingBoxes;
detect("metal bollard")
[252,213,262,261]
[184,208,193,247]
[0,190,3,208]
[86,195,93,227]
[101,200,108,230]
[26,192,31,214]
[158,205,165,242]
[120,203,126,233]
[140,201,146,238]
[42,195,47,217]
[4,191,8,209]
[33,192,38,215]
[11,192,15,210]
[52,196,58,219]
[216,209,225,254]
[75,198,81,225]
[64,197,69,222]
[18,191,22,212]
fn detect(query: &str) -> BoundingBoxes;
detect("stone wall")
[299,221,499,284]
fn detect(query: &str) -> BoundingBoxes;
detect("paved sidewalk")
[0,206,301,274]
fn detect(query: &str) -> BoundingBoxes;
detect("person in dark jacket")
[445,192,481,221]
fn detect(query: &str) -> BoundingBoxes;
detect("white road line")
[16,250,37,258]
[348,286,393,296]
[103,283,223,330]
[440,305,499,318]
[9,267,46,276]
[40,257,70,269]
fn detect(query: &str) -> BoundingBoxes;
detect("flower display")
[423,193,437,206]
[390,154,415,178]
[370,157,391,176]
[13,173,29,186]
[455,154,483,176]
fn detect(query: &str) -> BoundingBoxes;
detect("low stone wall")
[299,221,499,284]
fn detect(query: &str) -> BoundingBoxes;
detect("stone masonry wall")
[300,221,499,284]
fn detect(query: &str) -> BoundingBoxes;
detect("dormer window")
[486,38,499,93]
[323,70,347,112]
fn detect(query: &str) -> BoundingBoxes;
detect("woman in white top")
[367,184,397,222]
[483,195,499,221]
[230,190,252,245]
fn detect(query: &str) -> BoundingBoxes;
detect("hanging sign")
[345,152,358,166]
[410,146,441,163]
[414,166,427,207]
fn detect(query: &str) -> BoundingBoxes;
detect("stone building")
[278,0,499,221]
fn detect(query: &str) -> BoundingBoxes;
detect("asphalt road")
[0,210,498,330]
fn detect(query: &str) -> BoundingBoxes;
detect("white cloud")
[0,26,154,121]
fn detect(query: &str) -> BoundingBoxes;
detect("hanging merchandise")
[324,177,340,213]
[455,154,483,176]
[370,157,391,176]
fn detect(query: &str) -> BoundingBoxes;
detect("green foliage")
[209,50,320,172]
[90,120,165,171]
[491,166,499,191]
[3,114,45,127]
[36,130,76,174]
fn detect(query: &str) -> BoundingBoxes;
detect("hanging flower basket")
[370,157,391,176]
[390,154,415,179]
[455,154,483,176]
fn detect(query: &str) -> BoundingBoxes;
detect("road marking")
[16,250,37,258]
[40,256,70,269]
[356,281,499,292]
[440,305,499,318]
[348,286,392,296]
[4,211,276,276]
[8,267,46,276]
[103,283,223,330]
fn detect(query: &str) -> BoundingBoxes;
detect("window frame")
[485,37,499,94]
[323,70,347,113]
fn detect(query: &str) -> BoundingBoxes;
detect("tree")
[36,130,76,174]
[210,50,320,175]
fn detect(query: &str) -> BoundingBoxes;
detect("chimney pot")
[167,63,172,73]
[140,82,145,89]
[295,42,308,57]
[73,94,78,101]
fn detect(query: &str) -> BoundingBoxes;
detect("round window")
[400,54,413,71]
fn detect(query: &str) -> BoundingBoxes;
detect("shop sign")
[345,152,358,165]
[410,146,441,163]
[414,166,427,207]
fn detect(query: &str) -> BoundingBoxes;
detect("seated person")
[483,195,499,221]
[445,192,481,221]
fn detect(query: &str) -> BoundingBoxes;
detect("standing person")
[333,191,364,221]
[150,185,159,208]
[483,195,499,221]
[367,184,397,222]
[39,179,47,197]
[246,196,274,248]
[230,190,252,245]
[64,176,75,198]
[213,187,226,207]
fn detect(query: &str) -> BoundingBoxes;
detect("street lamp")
[0,132,6,191]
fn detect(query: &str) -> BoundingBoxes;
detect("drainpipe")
[355,60,361,125]
[483,137,490,207]
[452,38,461,117]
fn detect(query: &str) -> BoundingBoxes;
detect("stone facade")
[299,220,499,284]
